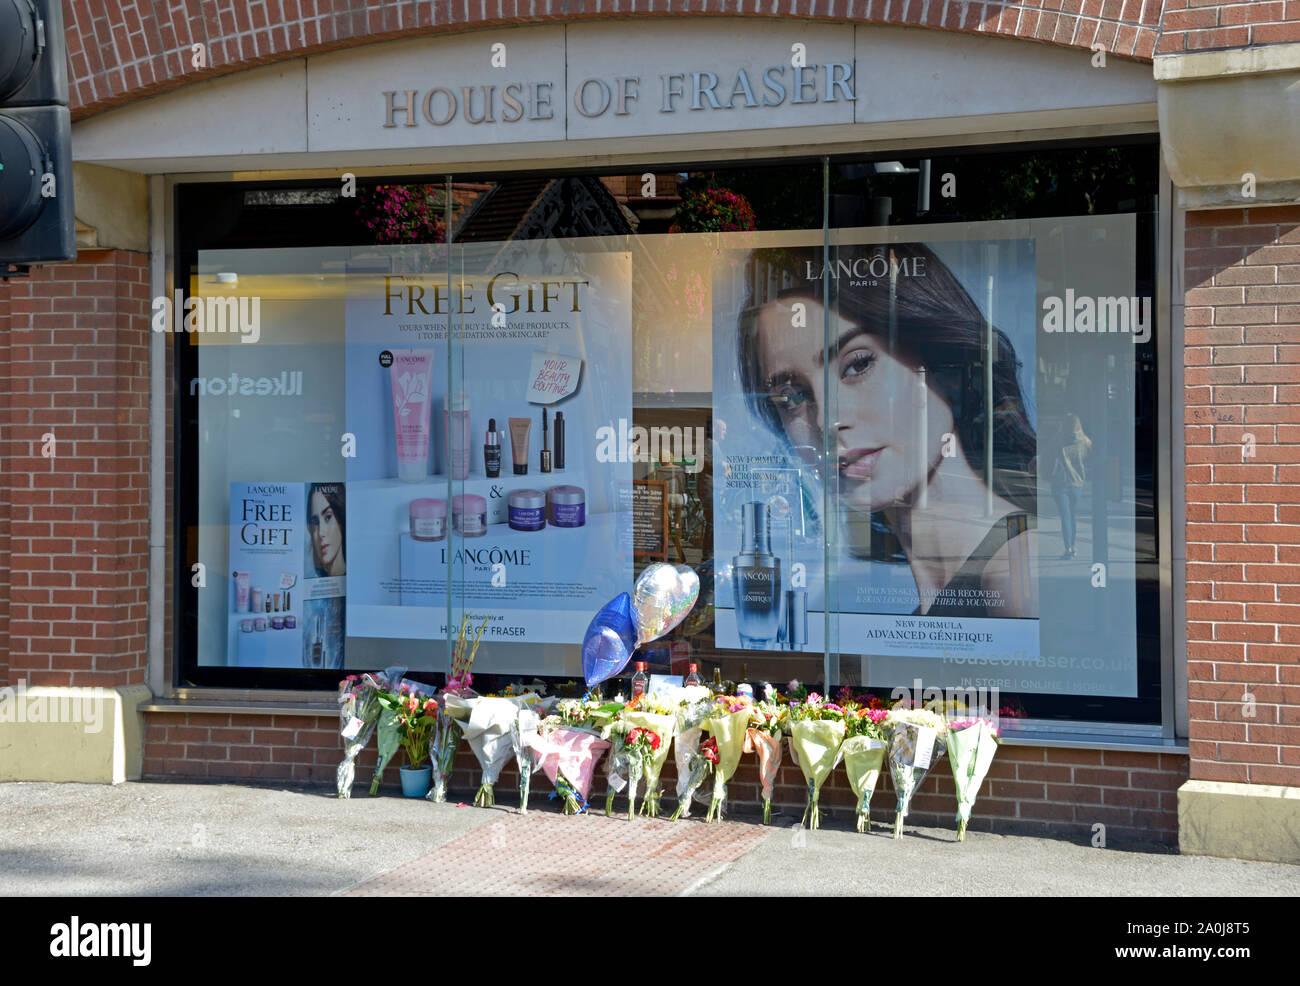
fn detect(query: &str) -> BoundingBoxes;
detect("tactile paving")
[344,807,769,896]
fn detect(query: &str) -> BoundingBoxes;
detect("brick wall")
[143,710,1187,844]
[1158,1,1300,53]
[0,251,152,689]
[1184,204,1300,788]
[62,0,1168,120]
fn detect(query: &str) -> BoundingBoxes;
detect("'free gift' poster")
[343,243,633,647]
[227,481,347,669]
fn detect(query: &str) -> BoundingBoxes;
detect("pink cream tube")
[390,350,434,482]
[234,571,250,612]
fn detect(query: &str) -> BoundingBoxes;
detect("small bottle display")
[684,662,702,687]
[631,661,649,700]
[733,501,783,649]
[484,418,502,478]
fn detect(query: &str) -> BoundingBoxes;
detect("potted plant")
[379,687,440,798]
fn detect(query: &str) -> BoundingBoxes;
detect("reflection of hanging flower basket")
[668,182,757,233]
[355,184,447,245]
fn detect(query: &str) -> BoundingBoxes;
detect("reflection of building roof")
[454,176,636,243]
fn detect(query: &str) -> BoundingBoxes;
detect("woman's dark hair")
[309,482,346,573]
[737,241,1036,514]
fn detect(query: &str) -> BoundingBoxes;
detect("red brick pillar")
[1184,206,1300,789]
[2,250,151,689]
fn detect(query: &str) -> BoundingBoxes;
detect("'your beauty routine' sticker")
[527,350,583,403]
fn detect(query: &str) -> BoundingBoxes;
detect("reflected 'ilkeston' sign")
[381,63,856,128]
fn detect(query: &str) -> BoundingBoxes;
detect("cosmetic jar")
[508,489,547,532]
[285,615,297,629]
[546,485,586,528]
[240,619,253,633]
[271,616,285,631]
[254,618,267,632]
[410,497,447,542]
[452,494,488,537]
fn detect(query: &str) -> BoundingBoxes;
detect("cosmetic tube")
[445,393,471,481]
[390,350,434,482]
[251,586,263,613]
[509,417,531,476]
[554,411,565,469]
[540,407,552,473]
[234,572,250,612]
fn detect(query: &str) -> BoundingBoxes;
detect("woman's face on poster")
[310,491,343,572]
[755,297,955,513]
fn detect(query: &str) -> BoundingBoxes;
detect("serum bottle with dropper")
[484,418,502,478]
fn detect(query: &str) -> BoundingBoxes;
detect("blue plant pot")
[400,765,432,798]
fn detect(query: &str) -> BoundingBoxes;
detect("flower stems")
[474,782,494,808]
[763,798,771,825]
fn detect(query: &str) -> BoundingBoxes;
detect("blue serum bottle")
[733,501,783,649]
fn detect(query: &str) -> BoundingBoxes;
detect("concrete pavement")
[0,780,1294,896]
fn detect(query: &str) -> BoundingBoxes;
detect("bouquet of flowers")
[841,703,890,833]
[421,614,489,802]
[623,693,678,818]
[702,694,753,822]
[385,689,440,768]
[670,736,718,820]
[885,705,948,838]
[744,688,787,824]
[337,673,382,799]
[671,686,714,819]
[603,728,631,817]
[528,701,615,814]
[945,717,1001,840]
[621,726,664,820]
[444,692,543,808]
[511,707,543,814]
[786,694,846,830]
[369,682,425,794]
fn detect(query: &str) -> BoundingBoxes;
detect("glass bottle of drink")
[712,667,723,694]
[631,661,649,700]
[684,662,703,687]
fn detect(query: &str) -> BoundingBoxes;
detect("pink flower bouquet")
[527,727,611,814]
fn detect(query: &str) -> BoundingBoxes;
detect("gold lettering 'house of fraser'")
[381,64,855,127]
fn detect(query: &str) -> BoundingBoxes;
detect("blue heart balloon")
[582,592,637,688]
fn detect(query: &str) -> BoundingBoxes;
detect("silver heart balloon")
[631,562,701,647]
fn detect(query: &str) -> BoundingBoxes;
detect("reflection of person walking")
[1049,414,1091,559]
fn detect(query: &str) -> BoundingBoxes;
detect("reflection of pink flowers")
[950,718,999,737]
